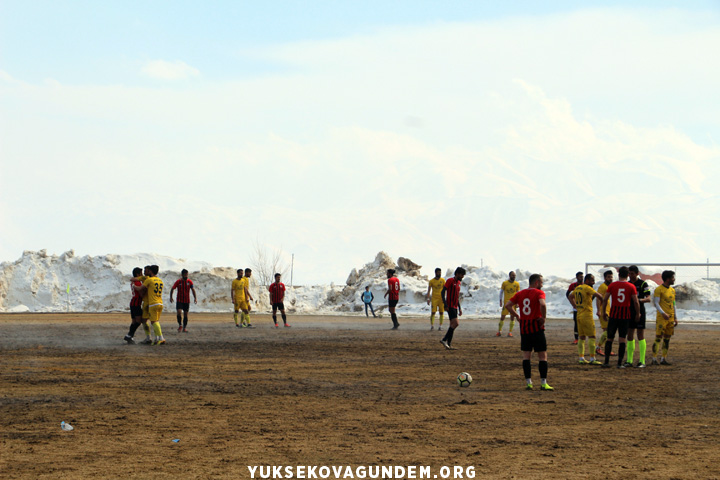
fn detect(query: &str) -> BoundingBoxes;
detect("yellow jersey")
[143,276,164,306]
[597,282,611,315]
[501,280,520,302]
[654,284,676,319]
[428,277,445,299]
[232,278,245,301]
[573,284,597,316]
[241,277,250,297]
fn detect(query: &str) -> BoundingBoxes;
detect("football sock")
[430,313,435,326]
[245,313,252,324]
[638,339,647,364]
[234,313,239,325]
[128,322,140,337]
[539,360,548,380]
[177,313,182,326]
[272,314,277,324]
[589,338,596,354]
[653,337,661,357]
[183,314,188,328]
[617,342,626,366]
[152,322,163,339]
[391,313,398,327]
[604,339,614,364]
[578,339,585,357]
[522,359,532,381]
[142,323,151,336]
[443,326,456,344]
[509,320,515,332]
[662,338,670,357]
[498,320,504,332]
[626,340,636,363]
[281,313,287,324]
[573,315,579,340]
[439,313,443,326]
[598,331,607,348]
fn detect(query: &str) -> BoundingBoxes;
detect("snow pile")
[1,250,719,323]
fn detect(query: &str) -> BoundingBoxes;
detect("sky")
[1,1,719,285]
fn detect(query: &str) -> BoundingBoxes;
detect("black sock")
[446,326,455,344]
[281,313,287,323]
[618,342,626,365]
[177,313,182,326]
[183,314,188,328]
[128,322,141,337]
[272,314,277,324]
[539,360,548,379]
[391,313,398,326]
[573,313,579,339]
[605,339,614,364]
[663,338,670,352]
[522,359,532,379]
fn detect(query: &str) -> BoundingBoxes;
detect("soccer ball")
[457,372,472,387]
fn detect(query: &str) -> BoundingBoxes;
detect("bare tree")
[249,239,289,286]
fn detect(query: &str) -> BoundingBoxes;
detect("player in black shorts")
[269,273,290,327]
[626,265,651,368]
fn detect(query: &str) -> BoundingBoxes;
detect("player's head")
[628,265,639,281]
[236,269,243,278]
[584,273,595,285]
[454,266,466,280]
[576,271,583,282]
[244,268,252,277]
[387,269,395,278]
[434,268,442,278]
[509,271,516,281]
[529,273,543,289]
[661,270,675,285]
[274,273,281,282]
[150,265,159,275]
[181,268,188,279]
[132,267,142,277]
[144,265,151,276]
[365,286,370,291]
[603,270,614,283]
[618,266,629,279]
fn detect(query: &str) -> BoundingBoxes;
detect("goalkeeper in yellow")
[497,271,520,337]
[231,269,246,327]
[652,270,678,365]
[426,268,445,331]
[134,265,166,345]
[569,274,603,365]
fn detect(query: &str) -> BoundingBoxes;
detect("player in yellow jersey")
[426,268,445,331]
[129,266,154,344]
[652,270,677,365]
[595,270,615,356]
[231,269,245,327]
[135,265,166,345]
[242,268,255,328]
[569,274,604,365]
[497,271,520,337]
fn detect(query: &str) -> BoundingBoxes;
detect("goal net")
[584,262,720,285]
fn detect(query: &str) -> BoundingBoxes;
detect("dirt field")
[1,312,719,479]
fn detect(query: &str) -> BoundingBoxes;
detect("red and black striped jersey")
[444,277,462,309]
[387,277,400,301]
[171,278,194,303]
[509,288,546,334]
[269,282,286,303]
[130,280,143,307]
[607,281,637,320]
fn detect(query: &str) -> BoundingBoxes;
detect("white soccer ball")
[457,372,472,388]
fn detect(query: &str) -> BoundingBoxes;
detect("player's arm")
[568,292,577,309]
[441,286,447,308]
[245,285,253,302]
[426,283,431,304]
[639,283,651,303]
[191,284,197,304]
[230,285,235,303]
[384,285,389,298]
[268,285,273,303]
[539,298,547,326]
[599,292,610,320]
[673,300,678,326]
[458,294,462,316]
[499,288,504,307]
[632,293,640,320]
[654,294,670,320]
[503,299,519,320]
[170,283,176,303]
[369,292,373,302]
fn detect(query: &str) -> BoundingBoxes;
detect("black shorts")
[628,312,646,330]
[388,299,398,308]
[176,302,190,312]
[520,330,547,352]
[607,317,629,339]
[130,305,143,318]
[272,302,285,311]
[448,307,459,321]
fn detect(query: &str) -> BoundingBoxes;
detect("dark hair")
[151,265,159,275]
[603,270,613,278]
[181,269,188,275]
[576,271,583,277]
[132,267,142,276]
[628,265,639,273]
[454,267,466,276]
[387,269,395,276]
[584,273,594,283]
[529,273,541,285]
[274,273,281,278]
[245,268,252,273]
[435,267,441,272]
[237,269,243,275]
[618,266,629,278]
[662,270,675,281]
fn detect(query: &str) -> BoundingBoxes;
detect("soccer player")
[135,265,166,345]
[566,271,584,344]
[504,274,553,391]
[384,269,400,329]
[600,266,640,368]
[497,271,520,337]
[595,270,614,356]
[242,268,255,327]
[440,267,465,350]
[568,274,604,365]
[231,269,245,327]
[426,268,445,331]
[170,269,197,332]
[269,273,290,327]
[124,267,151,344]
[652,270,678,365]
[361,286,376,317]
[627,265,651,368]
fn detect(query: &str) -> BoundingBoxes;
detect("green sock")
[430,313,435,326]
[578,340,585,357]
[599,331,607,348]
[509,320,515,332]
[626,340,635,363]
[498,320,504,332]
[638,339,647,364]
[234,312,239,325]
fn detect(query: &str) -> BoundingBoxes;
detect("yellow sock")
[498,320,504,332]
[598,331,607,348]
[578,340,585,357]
[589,338,596,354]
[152,322,163,338]
[439,313,444,326]
[142,323,151,336]
[662,338,670,357]
[234,312,239,325]
[653,337,661,357]
[430,313,435,326]
[509,320,515,332]
[244,313,251,324]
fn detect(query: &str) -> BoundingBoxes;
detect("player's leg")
[508,314,514,337]
[438,301,444,331]
[660,322,674,364]
[577,335,587,363]
[280,307,289,327]
[176,307,183,331]
[522,345,533,389]
[125,309,142,344]
[497,312,505,336]
[150,305,165,345]
[430,301,436,330]
[272,304,279,327]
[440,310,458,349]
[233,301,241,327]
[626,328,636,365]
[182,304,189,331]
[389,303,399,329]
[652,320,664,364]
[617,320,629,367]
[572,311,579,343]
[242,308,252,328]
[603,319,619,367]
[537,345,553,390]
[364,303,369,317]
[636,326,647,367]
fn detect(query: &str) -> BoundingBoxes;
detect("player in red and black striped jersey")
[170,269,197,332]
[124,267,151,344]
[505,274,553,391]
[600,266,640,368]
[269,273,290,328]
[384,269,401,329]
[440,267,465,350]
[566,271,584,344]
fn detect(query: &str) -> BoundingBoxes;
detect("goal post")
[584,262,720,285]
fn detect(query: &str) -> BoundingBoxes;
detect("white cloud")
[140,60,200,80]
